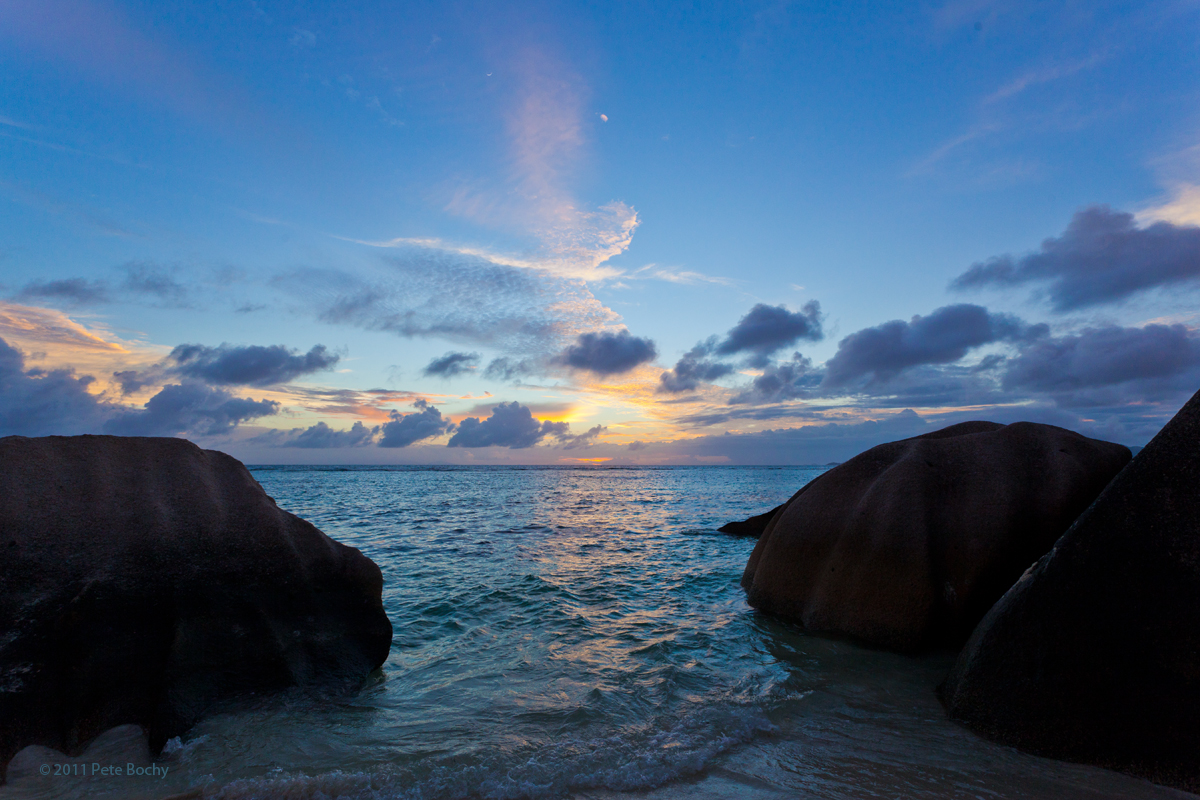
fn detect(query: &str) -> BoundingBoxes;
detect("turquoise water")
[3,466,1191,799]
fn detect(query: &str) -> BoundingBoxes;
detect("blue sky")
[2,0,1200,464]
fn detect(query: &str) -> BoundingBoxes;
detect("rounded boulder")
[940,389,1200,792]
[0,435,393,780]
[740,421,1130,651]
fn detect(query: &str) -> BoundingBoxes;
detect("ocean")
[4,466,1191,800]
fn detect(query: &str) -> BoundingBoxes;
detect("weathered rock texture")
[0,435,393,781]
[741,421,1130,651]
[718,504,785,537]
[941,390,1200,792]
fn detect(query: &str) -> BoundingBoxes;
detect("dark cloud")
[0,337,113,436]
[675,403,828,428]
[284,421,378,448]
[822,304,1046,387]
[104,382,279,437]
[728,354,820,404]
[556,424,606,450]
[0,336,282,440]
[447,401,566,448]
[658,338,735,393]
[1002,324,1200,398]
[379,400,454,447]
[6,264,197,309]
[14,278,110,306]
[121,263,191,307]
[950,206,1200,311]
[665,405,1156,464]
[484,357,536,382]
[423,351,479,378]
[558,329,657,375]
[169,343,339,386]
[112,369,153,395]
[716,301,823,364]
[626,440,649,451]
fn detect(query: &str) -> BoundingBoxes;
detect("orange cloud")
[0,302,166,395]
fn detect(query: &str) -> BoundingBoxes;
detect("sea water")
[3,466,1192,800]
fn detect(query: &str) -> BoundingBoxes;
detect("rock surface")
[741,421,1130,651]
[940,390,1200,792]
[718,504,785,537]
[0,435,393,781]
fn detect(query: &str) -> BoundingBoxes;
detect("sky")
[2,0,1200,465]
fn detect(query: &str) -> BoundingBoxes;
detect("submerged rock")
[718,504,785,537]
[941,390,1200,792]
[0,435,393,782]
[741,421,1130,651]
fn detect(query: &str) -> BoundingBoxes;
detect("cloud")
[556,423,606,450]
[423,351,480,378]
[112,368,153,394]
[557,329,657,375]
[168,343,340,386]
[983,55,1106,104]
[1139,184,1200,227]
[822,303,1045,387]
[6,265,196,310]
[631,265,733,286]
[290,27,316,48]
[728,353,820,404]
[1002,323,1200,399]
[274,247,618,356]
[14,278,110,306]
[280,385,423,421]
[0,302,168,398]
[374,49,637,283]
[716,301,823,365]
[484,357,535,382]
[121,263,192,306]
[379,399,454,447]
[950,206,1200,311]
[670,410,934,465]
[0,302,126,354]
[447,401,566,448]
[104,382,279,437]
[0,336,113,436]
[658,338,735,393]
[281,421,378,448]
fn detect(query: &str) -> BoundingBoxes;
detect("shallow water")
[4,466,1193,800]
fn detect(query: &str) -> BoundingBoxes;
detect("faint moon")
[600,114,609,122]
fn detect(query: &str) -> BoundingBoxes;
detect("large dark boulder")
[741,421,1130,651]
[0,435,392,781]
[941,390,1200,792]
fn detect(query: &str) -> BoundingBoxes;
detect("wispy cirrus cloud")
[353,47,637,284]
[274,245,619,358]
[909,45,1105,181]
[983,54,1107,104]
[629,264,734,286]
